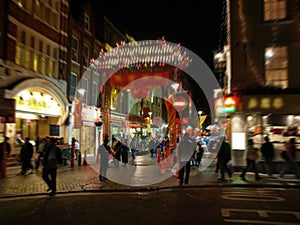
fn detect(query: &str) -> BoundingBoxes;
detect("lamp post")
[198,110,203,132]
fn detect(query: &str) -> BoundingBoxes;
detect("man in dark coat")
[260,136,274,177]
[217,137,232,182]
[0,137,11,175]
[177,133,196,186]
[20,137,34,175]
[42,137,62,196]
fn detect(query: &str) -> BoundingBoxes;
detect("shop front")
[110,112,127,139]
[220,94,300,167]
[72,103,101,156]
[1,78,69,154]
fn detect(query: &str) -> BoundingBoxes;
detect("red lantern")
[130,87,149,98]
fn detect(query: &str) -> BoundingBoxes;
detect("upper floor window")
[70,73,77,99]
[84,13,90,32]
[71,36,78,62]
[83,44,90,67]
[82,78,88,103]
[265,46,288,88]
[264,0,287,21]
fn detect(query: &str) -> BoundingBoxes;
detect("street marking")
[221,208,300,224]
[222,190,285,202]
[224,219,300,224]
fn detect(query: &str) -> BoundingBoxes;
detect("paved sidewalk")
[0,155,299,198]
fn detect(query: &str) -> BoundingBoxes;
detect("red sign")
[173,96,187,111]
[0,99,16,123]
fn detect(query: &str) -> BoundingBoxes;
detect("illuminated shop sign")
[215,96,239,114]
[14,90,62,116]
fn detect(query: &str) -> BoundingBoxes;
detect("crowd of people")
[1,132,299,195]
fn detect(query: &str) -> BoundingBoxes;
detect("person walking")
[260,136,275,177]
[279,138,300,180]
[35,138,48,170]
[20,137,34,175]
[113,138,122,167]
[42,137,62,196]
[217,137,232,182]
[148,137,156,158]
[177,133,196,186]
[130,137,138,161]
[0,137,11,176]
[121,138,129,166]
[240,139,262,181]
[98,137,112,182]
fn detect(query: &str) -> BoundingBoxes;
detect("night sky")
[91,0,225,119]
[95,0,224,70]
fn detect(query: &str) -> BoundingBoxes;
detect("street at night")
[1,0,300,224]
[1,187,300,225]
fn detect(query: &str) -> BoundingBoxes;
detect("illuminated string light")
[89,39,191,71]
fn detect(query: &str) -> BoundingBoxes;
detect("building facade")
[0,0,70,155]
[215,0,300,165]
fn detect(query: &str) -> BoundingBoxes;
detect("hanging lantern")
[130,87,149,98]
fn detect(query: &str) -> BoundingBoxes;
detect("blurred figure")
[35,138,48,169]
[148,136,155,158]
[279,138,300,180]
[0,137,11,175]
[217,137,232,182]
[177,133,196,186]
[20,137,34,175]
[98,137,111,182]
[130,137,138,161]
[240,139,261,181]
[195,138,204,166]
[121,138,129,165]
[260,136,275,177]
[113,138,122,167]
[42,137,63,196]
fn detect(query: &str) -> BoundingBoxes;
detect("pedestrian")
[195,138,204,166]
[35,138,48,169]
[35,136,41,154]
[177,133,196,186]
[217,137,232,182]
[42,137,63,196]
[240,139,262,181]
[113,138,122,167]
[260,136,275,177]
[98,137,112,182]
[20,137,34,175]
[148,136,155,158]
[121,138,129,165]
[73,138,80,160]
[0,137,11,175]
[130,137,137,161]
[279,138,300,180]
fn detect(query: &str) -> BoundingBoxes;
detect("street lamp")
[198,110,203,132]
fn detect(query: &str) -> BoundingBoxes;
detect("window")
[71,36,78,62]
[84,13,90,32]
[92,82,98,105]
[83,44,90,67]
[265,46,288,88]
[264,0,287,21]
[70,73,77,99]
[82,78,88,103]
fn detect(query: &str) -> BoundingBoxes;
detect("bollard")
[83,150,87,165]
[157,148,161,163]
[78,151,81,166]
